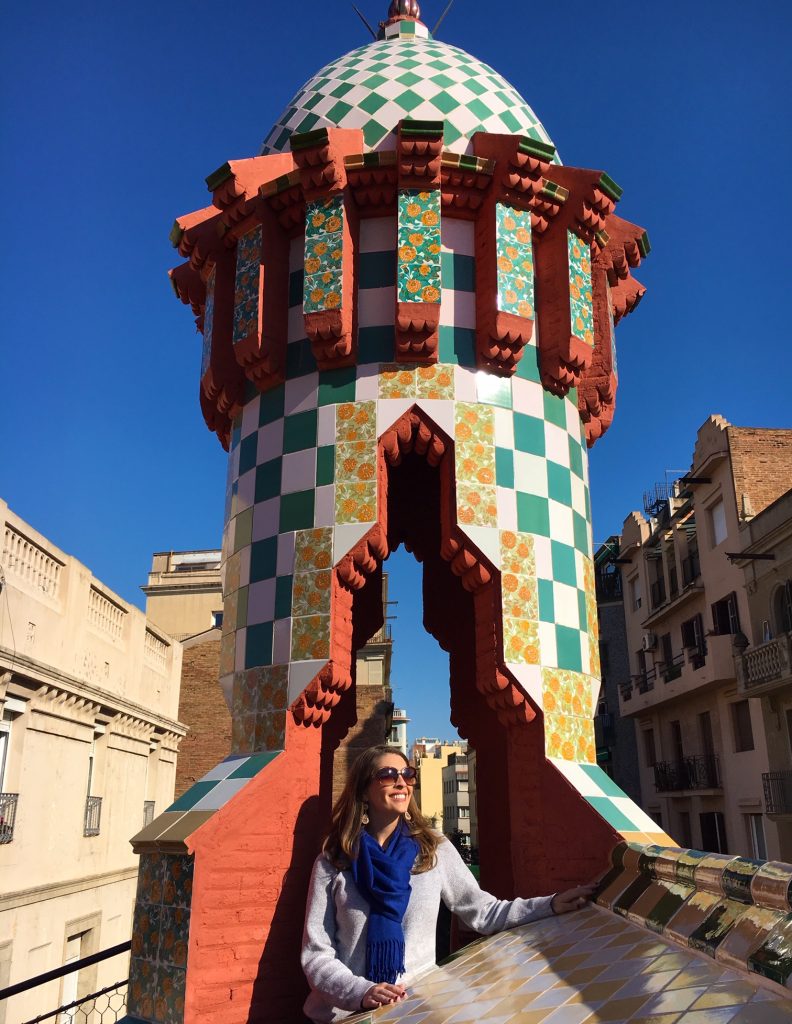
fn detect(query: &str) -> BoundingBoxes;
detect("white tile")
[496,487,517,531]
[355,363,379,401]
[229,443,240,481]
[317,404,336,446]
[533,536,553,579]
[236,468,256,514]
[441,217,475,256]
[285,372,319,415]
[505,664,543,708]
[377,397,415,435]
[512,377,544,418]
[257,419,284,464]
[288,659,327,703]
[613,798,659,832]
[252,498,280,541]
[235,628,247,672]
[289,234,303,271]
[219,673,234,711]
[333,523,371,564]
[453,365,477,402]
[272,618,291,664]
[553,581,580,629]
[358,286,394,327]
[545,423,570,466]
[248,578,276,625]
[360,216,396,252]
[314,484,335,527]
[493,406,514,449]
[440,289,476,329]
[538,622,557,667]
[565,396,583,438]
[414,398,454,439]
[548,757,599,796]
[570,474,587,518]
[241,396,260,439]
[580,631,591,675]
[588,677,601,717]
[547,500,574,547]
[287,304,304,342]
[514,451,548,497]
[458,525,500,570]
[238,545,251,589]
[198,755,248,784]
[276,531,296,576]
[191,777,250,811]
[281,449,316,494]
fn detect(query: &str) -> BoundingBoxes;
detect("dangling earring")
[361,802,369,826]
[404,810,412,822]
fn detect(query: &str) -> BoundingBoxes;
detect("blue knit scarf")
[351,823,419,984]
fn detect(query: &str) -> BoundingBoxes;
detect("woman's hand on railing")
[362,982,407,1009]
[551,883,597,914]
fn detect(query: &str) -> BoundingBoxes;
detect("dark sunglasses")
[373,766,417,786]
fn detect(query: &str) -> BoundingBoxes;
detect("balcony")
[682,552,701,586]
[653,754,721,792]
[763,770,792,816]
[621,634,736,716]
[84,795,102,836]
[659,651,685,683]
[737,633,792,697]
[650,578,667,610]
[0,793,18,843]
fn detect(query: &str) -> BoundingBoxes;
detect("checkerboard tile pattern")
[344,904,791,1024]
[261,35,555,156]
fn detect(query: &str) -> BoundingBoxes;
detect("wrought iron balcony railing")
[84,795,102,836]
[682,552,701,586]
[653,754,721,792]
[0,793,18,843]
[763,770,792,815]
[660,651,685,683]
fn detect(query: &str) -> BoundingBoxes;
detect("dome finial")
[386,0,421,23]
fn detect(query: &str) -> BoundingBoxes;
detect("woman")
[302,745,594,1022]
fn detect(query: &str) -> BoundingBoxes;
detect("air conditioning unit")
[642,632,658,652]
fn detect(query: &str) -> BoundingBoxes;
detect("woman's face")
[363,752,412,819]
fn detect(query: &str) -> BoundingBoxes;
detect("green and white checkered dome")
[261,22,555,156]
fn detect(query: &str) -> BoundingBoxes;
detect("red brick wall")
[729,427,792,519]
[175,631,232,797]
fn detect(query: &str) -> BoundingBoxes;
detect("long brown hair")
[324,745,439,873]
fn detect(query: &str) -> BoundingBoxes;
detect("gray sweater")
[301,838,555,1023]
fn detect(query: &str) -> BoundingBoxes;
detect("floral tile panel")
[568,230,594,347]
[303,196,345,314]
[397,189,441,304]
[201,265,215,378]
[496,203,535,320]
[233,224,262,346]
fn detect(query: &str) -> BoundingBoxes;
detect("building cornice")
[0,865,139,913]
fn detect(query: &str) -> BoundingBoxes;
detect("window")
[211,611,223,628]
[670,720,684,764]
[629,576,642,611]
[643,729,656,768]
[659,632,673,666]
[700,811,727,853]
[698,711,715,759]
[600,642,610,677]
[677,810,692,848]
[681,614,706,668]
[712,592,740,635]
[0,722,9,792]
[772,581,792,636]
[747,814,767,860]
[731,700,755,752]
[709,498,727,547]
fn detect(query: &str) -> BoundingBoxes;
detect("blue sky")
[2,0,790,742]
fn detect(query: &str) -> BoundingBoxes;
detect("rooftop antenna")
[431,0,455,35]
[352,4,378,38]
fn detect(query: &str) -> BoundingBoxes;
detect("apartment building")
[442,752,470,848]
[617,417,792,859]
[411,738,467,830]
[0,500,184,1023]
[734,484,792,860]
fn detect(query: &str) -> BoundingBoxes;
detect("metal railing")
[763,770,792,815]
[84,796,102,837]
[660,651,685,683]
[0,793,18,843]
[595,572,622,602]
[653,754,721,792]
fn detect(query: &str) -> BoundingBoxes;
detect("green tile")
[227,750,281,779]
[285,338,316,379]
[259,385,285,426]
[441,252,475,292]
[329,81,354,98]
[325,100,353,121]
[279,489,315,532]
[573,511,589,554]
[234,508,253,553]
[515,345,542,382]
[579,763,627,798]
[393,88,423,113]
[513,413,545,456]
[577,588,587,630]
[250,537,278,582]
[358,325,394,363]
[543,390,567,429]
[237,586,249,629]
[568,435,584,478]
[316,445,335,486]
[359,251,395,289]
[288,270,304,307]
[274,574,293,619]
[430,72,454,88]
[283,409,317,453]
[296,113,320,135]
[551,541,577,586]
[516,493,550,536]
[556,625,583,672]
[538,579,555,623]
[428,91,459,116]
[238,432,258,476]
[318,367,356,407]
[254,457,282,502]
[495,447,514,489]
[547,461,572,505]
[362,119,389,149]
[585,795,637,832]
[243,378,258,404]
[438,326,475,366]
[464,77,488,96]
[359,91,387,115]
[245,622,273,668]
[167,781,216,812]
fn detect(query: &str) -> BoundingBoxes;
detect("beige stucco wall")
[412,740,466,829]
[142,550,223,641]
[0,498,185,1022]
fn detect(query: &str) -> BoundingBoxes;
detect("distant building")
[593,539,641,805]
[389,707,409,755]
[411,738,467,831]
[734,485,792,861]
[617,417,792,858]
[467,748,479,853]
[442,752,470,848]
[142,550,223,641]
[0,499,184,1023]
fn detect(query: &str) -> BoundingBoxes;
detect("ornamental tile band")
[496,203,534,320]
[397,190,442,304]
[233,225,262,347]
[303,197,345,314]
[568,230,594,347]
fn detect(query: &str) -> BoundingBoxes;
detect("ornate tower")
[127,6,671,1023]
